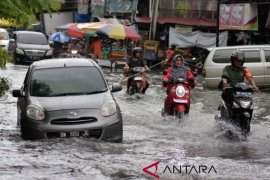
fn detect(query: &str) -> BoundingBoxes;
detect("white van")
[202,45,270,89]
[0,28,10,51]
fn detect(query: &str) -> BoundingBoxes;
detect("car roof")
[211,45,270,51]
[0,28,8,33]
[31,58,98,69]
[14,31,45,35]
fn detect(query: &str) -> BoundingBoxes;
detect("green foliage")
[0,0,62,28]
[0,48,12,67]
[0,77,11,97]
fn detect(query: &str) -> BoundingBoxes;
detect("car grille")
[51,117,97,125]
[25,50,46,56]
[46,129,102,139]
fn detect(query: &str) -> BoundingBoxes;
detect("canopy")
[169,27,228,49]
[97,24,141,41]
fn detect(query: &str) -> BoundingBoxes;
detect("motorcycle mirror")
[192,57,196,61]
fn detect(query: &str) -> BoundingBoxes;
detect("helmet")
[231,50,245,66]
[172,54,184,66]
[170,44,177,49]
[132,47,142,56]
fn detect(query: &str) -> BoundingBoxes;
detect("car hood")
[17,43,50,51]
[30,92,112,111]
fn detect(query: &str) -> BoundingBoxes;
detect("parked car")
[8,31,52,64]
[0,28,10,51]
[12,58,123,142]
[202,45,270,89]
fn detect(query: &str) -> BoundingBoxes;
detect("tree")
[0,0,62,27]
[0,0,62,96]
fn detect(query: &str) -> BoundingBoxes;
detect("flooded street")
[0,63,270,180]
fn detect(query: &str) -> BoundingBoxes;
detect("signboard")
[219,4,258,30]
[175,25,192,34]
[78,0,89,14]
[91,0,105,17]
[106,0,133,13]
[143,40,160,61]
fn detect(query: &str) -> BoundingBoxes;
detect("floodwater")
[0,63,269,180]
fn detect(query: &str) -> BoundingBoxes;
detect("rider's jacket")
[222,65,252,84]
[163,65,195,89]
[127,57,146,75]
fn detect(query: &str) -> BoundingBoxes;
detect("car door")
[239,48,264,86]
[262,48,270,85]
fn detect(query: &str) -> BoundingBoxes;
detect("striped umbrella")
[97,24,141,41]
[49,32,70,43]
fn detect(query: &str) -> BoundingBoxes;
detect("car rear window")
[29,66,107,97]
[17,33,48,45]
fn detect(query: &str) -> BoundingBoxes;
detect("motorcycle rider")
[163,44,176,68]
[221,50,259,105]
[163,54,195,91]
[124,47,150,94]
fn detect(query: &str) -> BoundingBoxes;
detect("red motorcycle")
[162,76,192,119]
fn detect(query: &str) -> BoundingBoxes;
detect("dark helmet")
[132,47,142,56]
[172,54,184,66]
[231,50,245,66]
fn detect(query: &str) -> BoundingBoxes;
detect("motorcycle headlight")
[26,105,45,120]
[46,49,53,56]
[239,101,252,109]
[71,50,78,54]
[101,100,117,117]
[176,86,185,97]
[16,48,24,55]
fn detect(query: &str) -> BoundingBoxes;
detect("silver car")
[12,58,123,142]
[202,45,270,89]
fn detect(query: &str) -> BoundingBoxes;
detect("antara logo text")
[142,161,217,179]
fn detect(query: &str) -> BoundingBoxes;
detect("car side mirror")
[111,83,122,93]
[12,89,24,97]
[9,39,15,43]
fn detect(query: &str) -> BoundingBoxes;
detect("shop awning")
[135,16,216,27]
[135,17,151,23]
[157,17,216,27]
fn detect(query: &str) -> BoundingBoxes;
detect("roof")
[31,58,97,69]
[136,16,216,27]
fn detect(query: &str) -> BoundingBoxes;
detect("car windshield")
[17,33,48,45]
[0,31,9,40]
[29,66,107,97]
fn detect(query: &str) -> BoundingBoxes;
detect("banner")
[106,0,133,13]
[219,4,258,30]
[175,25,192,34]
[78,0,89,14]
[169,27,228,49]
[91,0,105,17]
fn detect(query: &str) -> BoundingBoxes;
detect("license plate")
[60,131,90,138]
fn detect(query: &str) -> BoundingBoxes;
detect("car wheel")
[13,53,20,64]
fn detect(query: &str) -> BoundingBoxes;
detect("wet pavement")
[0,63,270,180]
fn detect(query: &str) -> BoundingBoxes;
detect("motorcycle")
[162,74,192,119]
[67,49,80,58]
[127,67,145,95]
[217,76,254,137]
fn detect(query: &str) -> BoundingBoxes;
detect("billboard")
[91,0,105,17]
[219,4,258,30]
[106,0,133,13]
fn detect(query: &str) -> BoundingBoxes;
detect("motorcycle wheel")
[239,117,250,136]
[174,109,184,120]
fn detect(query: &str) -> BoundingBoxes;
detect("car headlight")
[101,100,117,117]
[26,105,45,120]
[176,86,185,97]
[239,101,251,109]
[16,48,24,55]
[46,49,53,56]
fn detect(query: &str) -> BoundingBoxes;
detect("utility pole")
[149,0,159,40]
[216,0,220,47]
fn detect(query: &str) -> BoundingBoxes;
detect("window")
[264,49,270,62]
[241,50,261,63]
[212,49,234,63]
[17,33,48,45]
[30,67,107,97]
